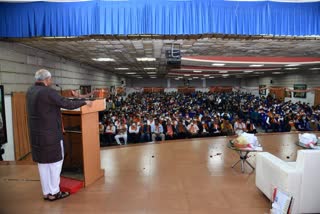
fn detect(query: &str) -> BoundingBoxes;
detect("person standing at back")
[26,69,92,201]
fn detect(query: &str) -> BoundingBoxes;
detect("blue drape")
[0,0,319,38]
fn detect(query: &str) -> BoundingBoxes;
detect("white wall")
[0,41,124,94]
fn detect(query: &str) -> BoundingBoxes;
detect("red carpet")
[60,177,84,194]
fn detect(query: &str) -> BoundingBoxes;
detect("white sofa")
[255,150,320,214]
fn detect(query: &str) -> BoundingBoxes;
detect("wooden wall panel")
[12,92,31,160]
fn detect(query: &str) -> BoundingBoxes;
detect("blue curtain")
[0,1,96,37]
[0,0,319,38]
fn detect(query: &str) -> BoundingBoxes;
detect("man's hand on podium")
[71,90,80,97]
[85,101,93,107]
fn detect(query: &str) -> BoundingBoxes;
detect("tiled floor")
[1,132,317,214]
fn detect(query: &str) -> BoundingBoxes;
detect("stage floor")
[1,132,318,214]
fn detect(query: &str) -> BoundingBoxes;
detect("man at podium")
[26,69,92,201]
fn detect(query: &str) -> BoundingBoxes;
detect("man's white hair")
[35,69,51,81]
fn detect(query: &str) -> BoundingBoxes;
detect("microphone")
[55,84,62,95]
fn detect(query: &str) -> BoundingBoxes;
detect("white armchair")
[255,150,320,214]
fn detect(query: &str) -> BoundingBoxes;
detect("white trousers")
[38,140,64,196]
[115,133,127,145]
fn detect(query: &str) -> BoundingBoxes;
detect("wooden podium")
[61,99,105,187]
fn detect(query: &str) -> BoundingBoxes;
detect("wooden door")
[12,92,31,160]
[269,87,285,100]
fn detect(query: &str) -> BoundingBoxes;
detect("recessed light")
[147,72,157,74]
[284,68,298,70]
[212,63,225,66]
[244,70,254,73]
[144,67,157,70]
[184,74,191,76]
[204,75,210,77]
[219,71,228,74]
[136,57,156,61]
[115,68,129,70]
[249,64,264,67]
[193,70,202,73]
[92,58,115,62]
[126,72,136,75]
[285,64,300,67]
[222,74,229,77]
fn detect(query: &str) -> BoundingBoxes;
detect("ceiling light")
[144,67,157,70]
[115,67,129,70]
[222,74,230,77]
[193,77,199,79]
[150,76,157,79]
[212,63,225,66]
[147,72,157,74]
[209,76,215,79]
[193,70,202,73]
[136,57,156,61]
[284,68,298,70]
[272,72,283,74]
[244,70,254,73]
[219,71,228,74]
[204,74,210,77]
[254,72,264,74]
[126,72,136,75]
[184,74,191,76]
[285,64,300,67]
[249,64,264,67]
[92,58,115,62]
[310,68,320,70]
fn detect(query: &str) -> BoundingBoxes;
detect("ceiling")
[5,34,320,80]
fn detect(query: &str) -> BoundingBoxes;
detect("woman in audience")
[221,118,234,136]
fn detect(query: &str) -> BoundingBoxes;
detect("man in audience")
[129,122,140,143]
[115,119,128,145]
[140,120,151,142]
[151,119,165,142]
